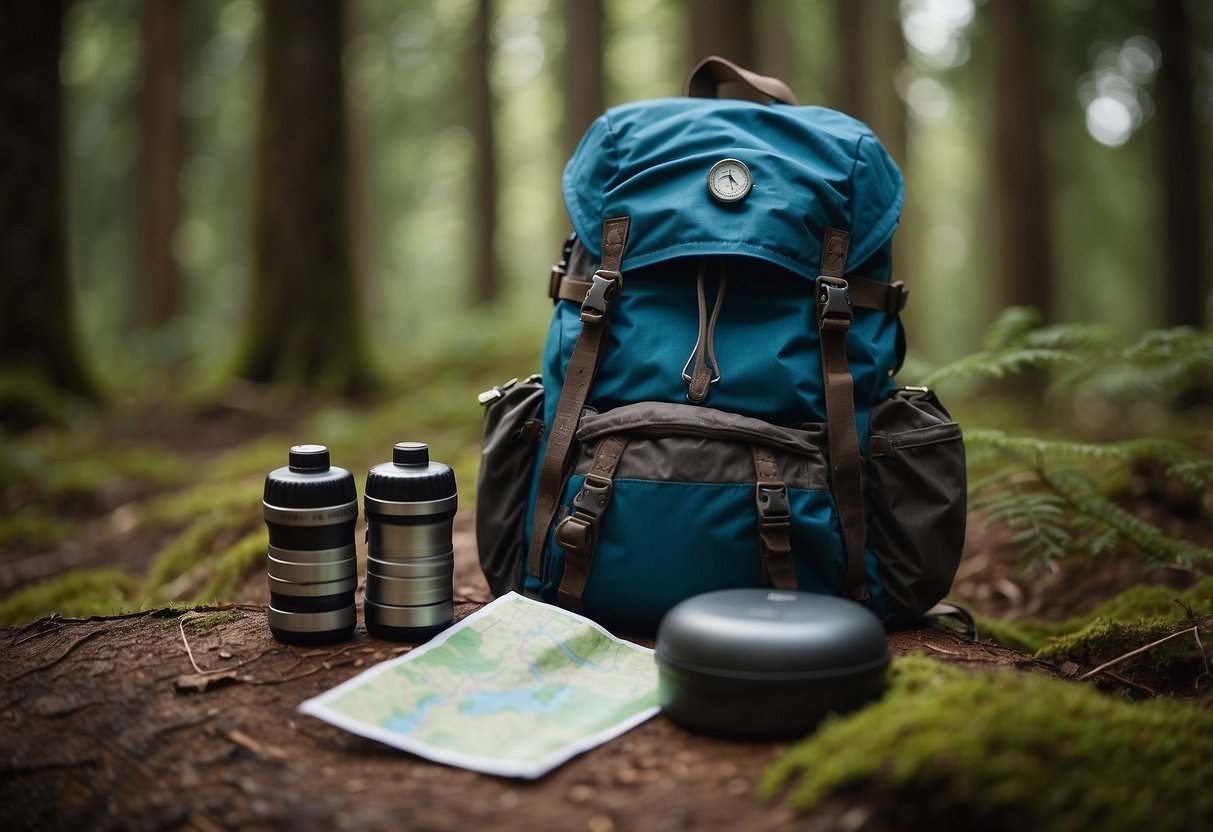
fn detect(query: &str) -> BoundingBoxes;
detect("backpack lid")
[563,97,903,278]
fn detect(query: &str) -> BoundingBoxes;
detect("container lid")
[656,589,889,681]
[365,442,457,504]
[264,445,357,510]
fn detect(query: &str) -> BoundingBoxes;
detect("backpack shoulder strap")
[528,217,631,579]
[817,227,869,602]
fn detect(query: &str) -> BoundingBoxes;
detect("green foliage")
[967,431,1213,569]
[976,577,1213,658]
[762,655,1213,832]
[0,504,74,550]
[922,308,1213,401]
[180,607,244,634]
[0,569,141,627]
[931,309,1213,572]
[0,312,536,625]
[144,511,258,592]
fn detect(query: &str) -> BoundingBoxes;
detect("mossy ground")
[0,330,531,627]
[762,655,1213,832]
[973,578,1213,696]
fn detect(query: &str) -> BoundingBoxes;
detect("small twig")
[923,643,960,656]
[1193,625,1212,679]
[178,615,240,676]
[239,665,326,686]
[1079,626,1200,681]
[225,729,288,760]
[1103,669,1157,696]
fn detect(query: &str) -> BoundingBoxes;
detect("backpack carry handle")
[686,56,799,106]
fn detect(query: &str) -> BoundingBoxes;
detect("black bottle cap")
[365,441,456,504]
[393,442,429,466]
[265,445,357,510]
[289,444,331,472]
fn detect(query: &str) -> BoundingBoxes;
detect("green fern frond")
[1167,459,1213,492]
[1049,326,1213,399]
[979,306,1043,350]
[966,427,1213,570]
[920,347,1082,389]
[1043,469,1213,568]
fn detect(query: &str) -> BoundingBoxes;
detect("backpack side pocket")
[476,378,545,597]
[865,388,966,627]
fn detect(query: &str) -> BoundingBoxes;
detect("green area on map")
[322,596,659,764]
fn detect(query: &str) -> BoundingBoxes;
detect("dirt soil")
[0,401,1189,831]
[1,596,1046,832]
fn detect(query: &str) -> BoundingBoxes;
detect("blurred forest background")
[4,3,1213,824]
[4,0,1210,410]
[2,0,1213,627]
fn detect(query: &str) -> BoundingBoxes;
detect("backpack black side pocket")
[476,377,545,597]
[865,388,966,627]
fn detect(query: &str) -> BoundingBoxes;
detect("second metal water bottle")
[363,442,456,642]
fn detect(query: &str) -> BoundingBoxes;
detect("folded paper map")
[298,592,660,778]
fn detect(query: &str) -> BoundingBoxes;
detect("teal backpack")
[477,58,966,631]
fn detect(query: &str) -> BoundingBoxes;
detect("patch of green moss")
[761,655,1213,831]
[0,504,74,549]
[975,577,1213,655]
[181,608,243,633]
[1034,609,1211,675]
[196,526,268,601]
[145,512,260,590]
[1,427,190,502]
[0,568,142,627]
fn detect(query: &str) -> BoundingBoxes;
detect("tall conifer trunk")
[235,0,373,394]
[0,0,97,422]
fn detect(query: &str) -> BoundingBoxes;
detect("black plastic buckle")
[815,276,852,325]
[756,482,790,523]
[580,271,619,323]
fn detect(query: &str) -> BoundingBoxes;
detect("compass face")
[707,158,753,203]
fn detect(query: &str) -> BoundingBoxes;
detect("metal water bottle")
[263,444,358,644]
[363,442,456,642]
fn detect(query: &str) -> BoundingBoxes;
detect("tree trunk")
[563,0,604,157]
[991,0,1054,320]
[1154,0,1208,329]
[832,0,867,120]
[470,0,498,305]
[235,0,374,394]
[0,0,97,418]
[137,0,186,331]
[690,0,755,76]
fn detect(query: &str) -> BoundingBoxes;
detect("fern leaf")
[921,348,1082,389]
[979,306,1043,351]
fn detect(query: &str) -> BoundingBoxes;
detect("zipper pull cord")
[683,259,726,403]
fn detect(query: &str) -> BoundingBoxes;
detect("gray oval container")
[655,589,890,739]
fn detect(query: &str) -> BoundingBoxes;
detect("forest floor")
[0,399,1207,831]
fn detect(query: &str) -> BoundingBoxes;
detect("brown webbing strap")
[556,436,628,611]
[555,271,906,315]
[686,56,799,106]
[528,217,631,578]
[816,227,869,602]
[752,446,797,589]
